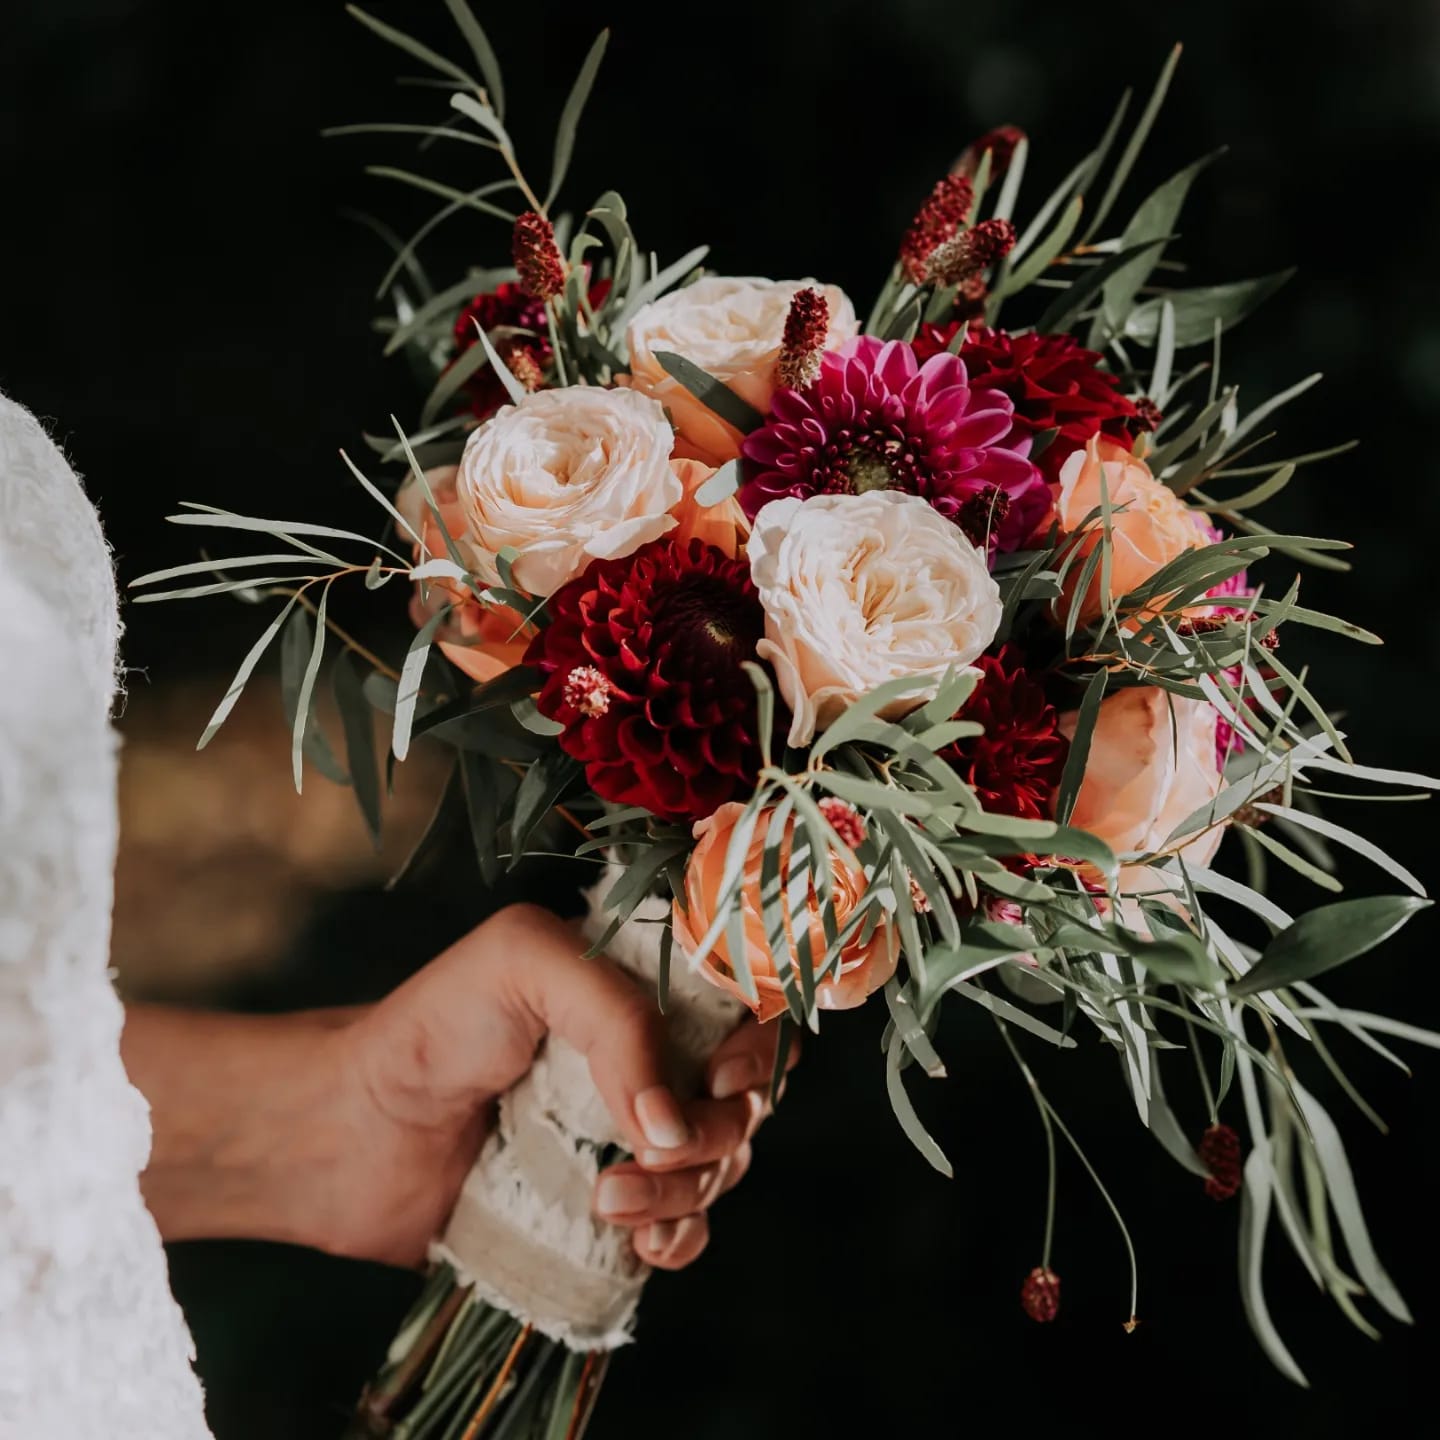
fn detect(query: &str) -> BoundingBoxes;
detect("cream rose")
[624,276,859,464]
[749,491,1003,746]
[455,385,682,596]
[1060,686,1223,865]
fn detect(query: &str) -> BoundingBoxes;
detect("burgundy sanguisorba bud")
[926,218,1017,288]
[511,210,566,301]
[955,124,1027,181]
[775,287,830,391]
[899,173,975,284]
[1021,1266,1061,1323]
[1198,1123,1243,1201]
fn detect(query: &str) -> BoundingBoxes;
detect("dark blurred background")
[5,0,1440,1434]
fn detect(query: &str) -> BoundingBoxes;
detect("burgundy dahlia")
[913,325,1141,481]
[525,539,766,823]
[740,336,1048,554]
[452,283,552,420]
[941,646,1068,820]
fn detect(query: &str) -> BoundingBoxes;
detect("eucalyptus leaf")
[1231,896,1431,997]
[546,30,609,208]
[333,653,383,846]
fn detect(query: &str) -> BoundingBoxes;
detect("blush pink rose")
[673,801,897,1023]
[1054,434,1203,624]
[1059,686,1224,867]
[396,464,531,684]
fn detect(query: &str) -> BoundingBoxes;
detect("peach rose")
[1054,434,1203,624]
[667,457,749,559]
[749,491,1002,746]
[456,385,682,596]
[1059,686,1224,867]
[624,276,859,464]
[396,464,531,684]
[674,801,897,1022]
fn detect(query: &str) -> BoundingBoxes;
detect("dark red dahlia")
[941,646,1068,821]
[452,283,552,420]
[741,336,1048,554]
[913,325,1140,481]
[452,277,612,420]
[525,539,766,823]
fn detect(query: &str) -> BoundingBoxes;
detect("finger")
[634,1213,709,1271]
[706,1018,801,1100]
[595,1156,735,1225]
[633,1092,765,1172]
[479,906,690,1157]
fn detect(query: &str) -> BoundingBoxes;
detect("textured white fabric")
[433,863,744,1349]
[0,393,211,1438]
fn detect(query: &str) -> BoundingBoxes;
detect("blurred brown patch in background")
[112,678,443,1000]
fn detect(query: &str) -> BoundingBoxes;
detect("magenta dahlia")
[740,336,1048,554]
[525,538,766,823]
[941,646,1068,821]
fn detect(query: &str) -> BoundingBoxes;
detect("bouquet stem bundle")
[349,1265,606,1440]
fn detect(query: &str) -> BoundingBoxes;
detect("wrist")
[123,1005,367,1253]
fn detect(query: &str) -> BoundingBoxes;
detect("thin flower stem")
[997,1021,1058,1269]
[1183,1007,1219,1125]
[1043,1095,1141,1330]
[459,1324,532,1440]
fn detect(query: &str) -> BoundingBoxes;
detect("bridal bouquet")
[133,3,1437,1434]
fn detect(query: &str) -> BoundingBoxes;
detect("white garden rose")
[748,491,1003,746]
[624,276,859,464]
[455,385,682,596]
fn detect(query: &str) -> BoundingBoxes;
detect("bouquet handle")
[429,860,744,1350]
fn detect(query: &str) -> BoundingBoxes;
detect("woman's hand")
[123,903,796,1271]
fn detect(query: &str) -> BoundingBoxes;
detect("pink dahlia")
[739,336,1048,555]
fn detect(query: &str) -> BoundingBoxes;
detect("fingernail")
[644,1220,677,1253]
[596,1173,655,1217]
[710,1057,754,1100]
[635,1086,689,1149]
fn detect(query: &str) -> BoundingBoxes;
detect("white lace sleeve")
[0,394,211,1439]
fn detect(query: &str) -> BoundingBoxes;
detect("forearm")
[121,1004,363,1250]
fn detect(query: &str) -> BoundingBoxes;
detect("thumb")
[389,904,691,1158]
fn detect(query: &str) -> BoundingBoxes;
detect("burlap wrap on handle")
[430,861,745,1350]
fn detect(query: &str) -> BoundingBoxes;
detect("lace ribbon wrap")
[430,862,744,1350]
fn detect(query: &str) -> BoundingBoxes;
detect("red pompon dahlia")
[900,174,974,284]
[913,326,1141,481]
[818,796,867,851]
[525,539,766,823]
[941,646,1068,820]
[740,336,1049,555]
[511,210,566,300]
[1198,1123,1243,1200]
[1021,1266,1061,1323]
[956,124,1026,181]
